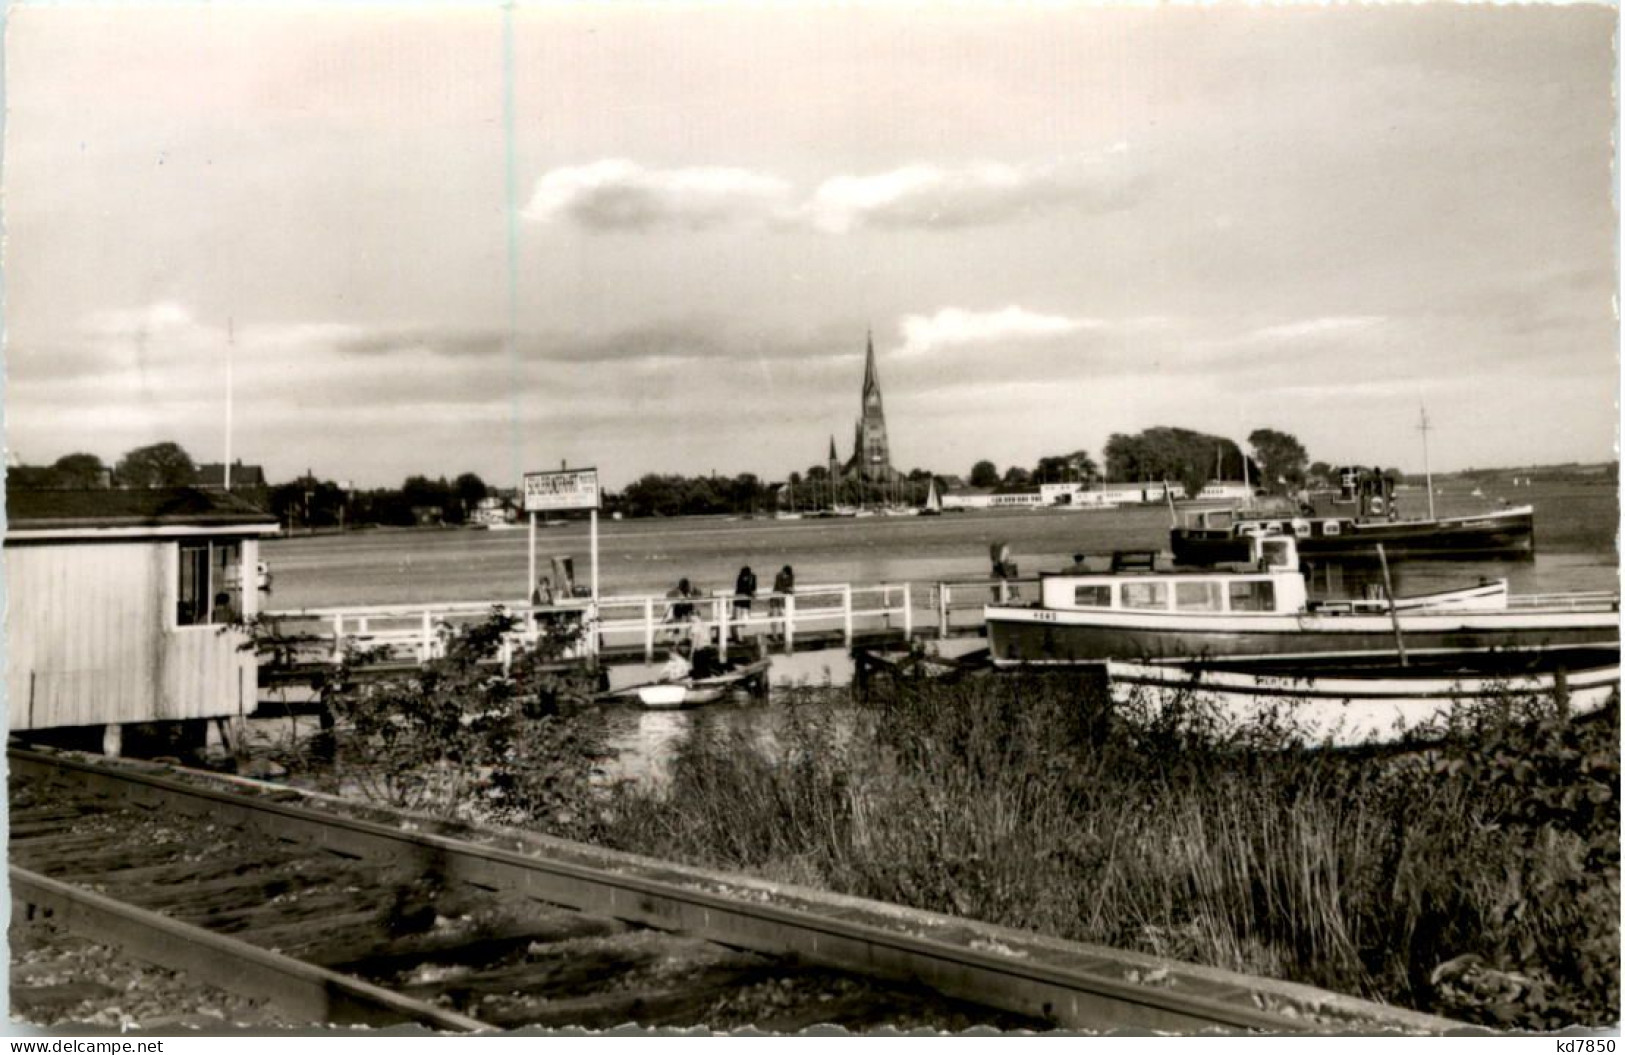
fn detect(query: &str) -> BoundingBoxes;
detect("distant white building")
[946,480,1256,508]
[1195,481,1254,501]
[1047,482,1189,505]
[469,496,516,526]
[941,486,1044,510]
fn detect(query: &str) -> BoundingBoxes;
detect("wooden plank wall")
[7,539,257,731]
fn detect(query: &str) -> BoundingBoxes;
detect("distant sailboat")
[921,477,943,516]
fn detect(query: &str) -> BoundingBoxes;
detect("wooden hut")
[6,485,279,753]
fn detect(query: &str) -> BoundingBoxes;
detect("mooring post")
[842,585,854,648]
[718,595,730,662]
[643,598,655,662]
[784,594,796,654]
[902,582,913,640]
[331,614,344,663]
[937,584,950,639]
[421,610,434,663]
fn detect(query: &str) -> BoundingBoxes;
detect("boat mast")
[1418,405,1436,519]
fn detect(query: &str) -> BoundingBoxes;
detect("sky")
[3,2,1618,490]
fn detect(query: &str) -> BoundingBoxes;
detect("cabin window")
[1175,581,1222,612]
[1323,521,1342,536]
[177,540,243,627]
[1072,584,1112,607]
[1260,541,1293,568]
[1120,582,1167,610]
[1228,580,1276,612]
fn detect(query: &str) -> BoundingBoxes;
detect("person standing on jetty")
[770,564,794,642]
[732,565,757,642]
[664,577,699,644]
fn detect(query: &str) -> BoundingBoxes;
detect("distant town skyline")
[4,4,1617,491]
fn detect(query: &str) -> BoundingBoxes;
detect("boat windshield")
[1228,580,1276,612]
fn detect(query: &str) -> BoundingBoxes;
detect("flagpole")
[1419,405,1435,520]
[225,318,234,491]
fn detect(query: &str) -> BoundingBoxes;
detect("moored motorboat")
[1105,646,1620,747]
[603,657,772,710]
[985,535,1617,666]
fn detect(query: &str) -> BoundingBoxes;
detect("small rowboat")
[1105,646,1620,747]
[604,658,772,710]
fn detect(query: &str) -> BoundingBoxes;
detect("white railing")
[1506,591,1620,612]
[929,578,1040,638]
[263,582,919,667]
[592,583,913,661]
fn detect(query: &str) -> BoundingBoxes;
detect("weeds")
[590,672,1619,1029]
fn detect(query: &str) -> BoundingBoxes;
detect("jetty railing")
[262,582,918,668]
[1505,591,1620,612]
[928,578,1040,638]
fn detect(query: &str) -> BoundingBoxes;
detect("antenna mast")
[1418,405,1435,519]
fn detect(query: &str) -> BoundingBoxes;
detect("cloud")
[522,159,791,231]
[805,153,1136,234]
[895,306,1100,357]
[523,150,1137,234]
[334,327,507,359]
[1240,316,1387,343]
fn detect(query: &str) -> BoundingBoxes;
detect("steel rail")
[10,867,490,1032]
[10,747,1462,1034]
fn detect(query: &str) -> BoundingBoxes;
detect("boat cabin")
[1038,535,1309,615]
[5,485,280,752]
[1181,507,1362,543]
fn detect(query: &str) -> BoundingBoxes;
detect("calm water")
[263,480,1617,790]
[265,479,1618,611]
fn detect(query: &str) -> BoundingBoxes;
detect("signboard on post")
[522,468,603,622]
[523,468,601,512]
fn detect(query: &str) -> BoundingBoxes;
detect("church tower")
[856,330,892,482]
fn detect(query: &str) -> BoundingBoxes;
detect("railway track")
[9,747,1463,1034]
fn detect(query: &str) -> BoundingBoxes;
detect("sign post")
[522,466,603,609]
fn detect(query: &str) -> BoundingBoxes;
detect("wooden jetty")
[256,577,1033,692]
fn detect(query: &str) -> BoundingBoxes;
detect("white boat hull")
[1106,656,1619,747]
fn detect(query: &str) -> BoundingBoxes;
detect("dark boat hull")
[1170,508,1535,564]
[987,617,1616,666]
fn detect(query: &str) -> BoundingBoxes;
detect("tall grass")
[590,674,1618,1029]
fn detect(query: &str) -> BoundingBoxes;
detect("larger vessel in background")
[1170,465,1535,564]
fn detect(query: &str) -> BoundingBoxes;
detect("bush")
[238,610,611,834]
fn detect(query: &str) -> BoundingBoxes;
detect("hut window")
[177,540,244,626]
[1120,582,1167,610]
[1228,580,1276,612]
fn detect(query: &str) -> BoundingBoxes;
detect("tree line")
[11,424,1330,526]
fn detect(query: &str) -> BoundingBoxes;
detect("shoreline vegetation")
[238,614,1620,1031]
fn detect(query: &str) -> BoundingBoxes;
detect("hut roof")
[7,485,279,535]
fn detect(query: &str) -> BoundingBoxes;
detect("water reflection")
[598,690,851,792]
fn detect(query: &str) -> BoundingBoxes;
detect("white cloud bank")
[896,306,1098,357]
[524,150,1135,233]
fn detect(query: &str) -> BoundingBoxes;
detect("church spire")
[862,328,880,400]
[856,328,892,484]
